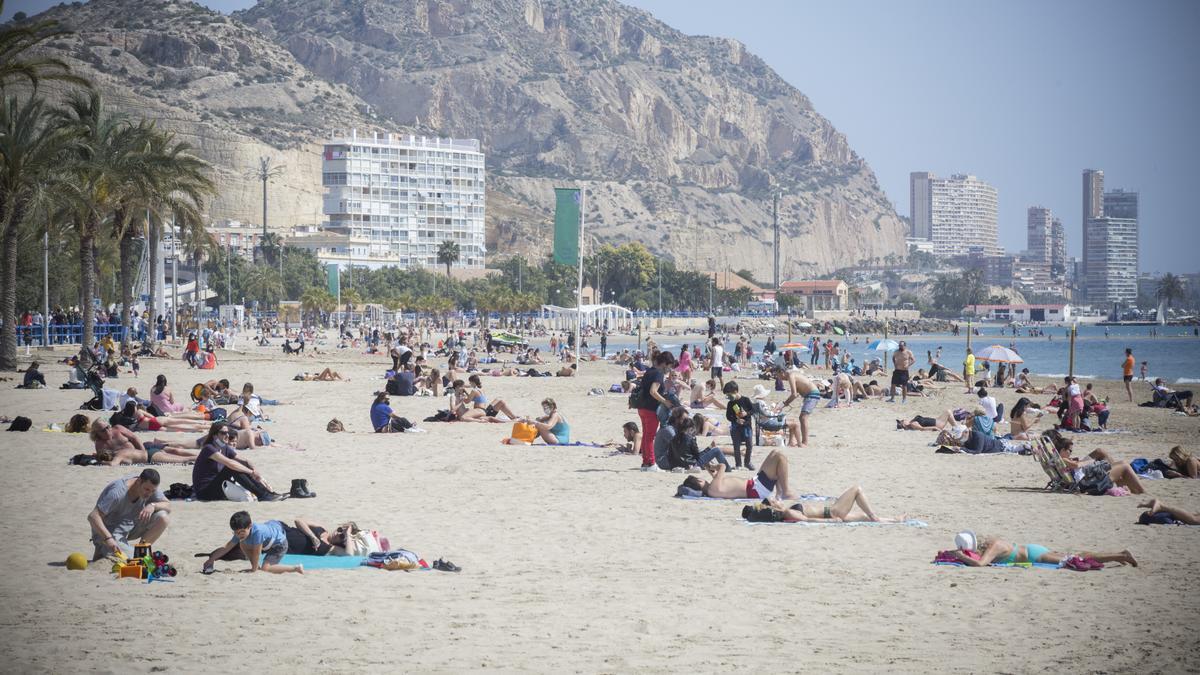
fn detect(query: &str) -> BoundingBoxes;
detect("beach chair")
[1033,437,1077,492]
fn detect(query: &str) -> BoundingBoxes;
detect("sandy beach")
[1,335,1197,672]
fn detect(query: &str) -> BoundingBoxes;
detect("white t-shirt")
[711,345,724,368]
[1067,383,1081,397]
[979,396,999,419]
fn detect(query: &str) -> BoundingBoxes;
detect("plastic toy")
[65,552,88,571]
[113,543,176,582]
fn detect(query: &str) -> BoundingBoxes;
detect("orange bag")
[510,422,538,443]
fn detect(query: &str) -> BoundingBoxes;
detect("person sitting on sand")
[18,361,46,389]
[149,374,186,414]
[664,415,731,471]
[682,449,795,499]
[1043,430,1145,494]
[202,511,303,575]
[295,368,344,381]
[517,398,571,444]
[690,379,724,410]
[743,485,903,523]
[1007,397,1046,440]
[467,374,519,420]
[949,530,1136,567]
[370,392,412,433]
[192,422,283,502]
[449,381,503,423]
[926,353,963,383]
[1137,499,1200,525]
[88,468,170,561]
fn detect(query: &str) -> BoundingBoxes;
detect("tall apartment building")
[929,173,999,257]
[909,171,934,239]
[1026,206,1052,263]
[1081,169,1104,279]
[1085,189,1138,307]
[1050,217,1065,279]
[320,130,486,269]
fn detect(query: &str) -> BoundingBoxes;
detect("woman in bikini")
[743,485,905,523]
[1008,397,1045,440]
[950,531,1136,567]
[450,381,503,423]
[690,379,724,410]
[112,401,209,434]
[466,374,519,420]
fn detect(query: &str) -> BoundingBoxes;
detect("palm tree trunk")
[147,213,159,331]
[117,209,134,345]
[80,219,97,348]
[0,198,25,370]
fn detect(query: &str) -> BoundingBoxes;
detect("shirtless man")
[827,372,854,408]
[774,365,820,447]
[682,450,796,500]
[88,418,197,465]
[889,341,915,403]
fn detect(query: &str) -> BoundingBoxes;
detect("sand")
[0,333,1197,673]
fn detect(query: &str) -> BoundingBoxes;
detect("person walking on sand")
[1122,348,1135,402]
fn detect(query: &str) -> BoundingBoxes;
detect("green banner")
[553,188,581,266]
[327,263,340,296]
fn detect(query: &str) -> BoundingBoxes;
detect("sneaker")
[640,465,661,472]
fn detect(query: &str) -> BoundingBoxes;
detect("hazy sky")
[7,0,1198,273]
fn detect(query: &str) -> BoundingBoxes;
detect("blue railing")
[14,323,128,346]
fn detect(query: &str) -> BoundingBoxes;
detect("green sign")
[553,187,581,266]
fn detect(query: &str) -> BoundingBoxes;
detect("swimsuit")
[549,420,570,444]
[745,471,777,499]
[800,391,822,415]
[144,442,164,463]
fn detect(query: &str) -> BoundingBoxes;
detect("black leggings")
[196,468,272,501]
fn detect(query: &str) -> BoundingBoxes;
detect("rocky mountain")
[26,0,907,277]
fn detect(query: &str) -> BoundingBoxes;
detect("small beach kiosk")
[540,303,634,332]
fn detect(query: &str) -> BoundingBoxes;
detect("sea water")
[593,324,1200,383]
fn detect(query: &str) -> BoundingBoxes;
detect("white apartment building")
[927,174,999,257]
[1085,189,1139,307]
[909,171,934,239]
[1026,206,1052,263]
[321,130,485,269]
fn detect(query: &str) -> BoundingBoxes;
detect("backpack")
[1077,461,1114,495]
[6,416,32,432]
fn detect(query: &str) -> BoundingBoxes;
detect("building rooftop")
[326,129,480,153]
[779,280,847,292]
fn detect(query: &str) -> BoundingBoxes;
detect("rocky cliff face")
[28,0,906,276]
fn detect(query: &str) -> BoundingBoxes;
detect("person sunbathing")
[94,441,199,466]
[949,530,1136,567]
[110,401,208,434]
[466,374,519,420]
[295,368,344,381]
[690,379,724,409]
[556,363,577,377]
[1137,499,1199,525]
[743,485,904,523]
[682,449,796,499]
[614,421,640,454]
[896,409,961,431]
[1043,430,1145,494]
[1166,446,1199,478]
[449,381,504,423]
[1008,397,1046,440]
[692,413,724,437]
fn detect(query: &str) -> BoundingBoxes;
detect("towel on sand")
[933,561,1061,569]
[745,519,928,528]
[278,554,366,569]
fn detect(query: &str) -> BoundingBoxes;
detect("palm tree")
[300,286,334,325]
[258,231,282,267]
[0,96,79,369]
[0,0,90,91]
[243,265,283,308]
[129,128,213,340]
[1156,273,1186,309]
[246,156,284,238]
[437,239,460,277]
[54,91,143,348]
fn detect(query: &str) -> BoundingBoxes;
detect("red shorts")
[146,418,162,431]
[746,479,756,499]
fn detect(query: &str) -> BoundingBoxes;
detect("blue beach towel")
[278,554,366,570]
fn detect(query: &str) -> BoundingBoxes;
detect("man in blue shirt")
[202,511,303,574]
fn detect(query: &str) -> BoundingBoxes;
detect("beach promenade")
[0,335,1196,672]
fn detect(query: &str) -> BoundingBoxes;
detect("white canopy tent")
[540,303,634,332]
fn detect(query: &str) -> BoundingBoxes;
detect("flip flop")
[432,558,461,572]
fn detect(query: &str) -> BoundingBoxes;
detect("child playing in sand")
[203,511,303,575]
